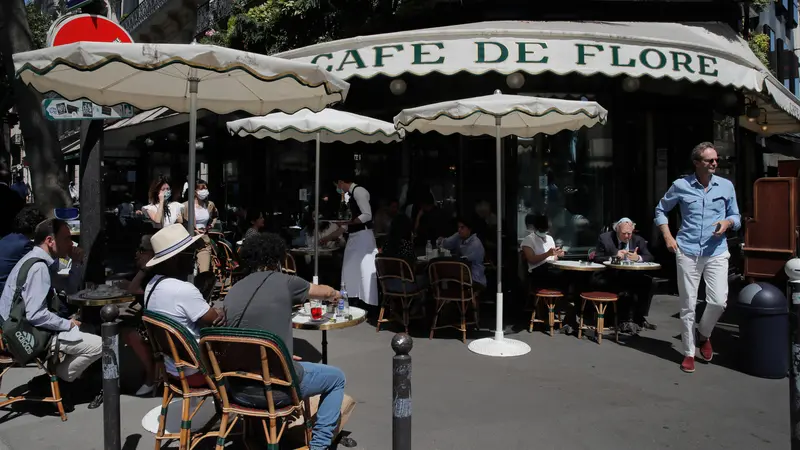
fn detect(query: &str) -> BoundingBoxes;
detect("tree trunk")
[0,0,72,215]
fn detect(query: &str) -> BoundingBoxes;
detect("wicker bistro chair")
[282,252,298,275]
[200,327,311,450]
[142,311,220,450]
[213,238,240,297]
[0,331,67,421]
[428,260,480,343]
[577,291,619,345]
[375,257,427,333]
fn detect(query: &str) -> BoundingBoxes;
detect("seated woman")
[438,215,486,290]
[243,209,265,241]
[381,215,427,292]
[520,214,566,290]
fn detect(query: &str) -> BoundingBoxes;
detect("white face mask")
[534,230,548,238]
[196,189,209,200]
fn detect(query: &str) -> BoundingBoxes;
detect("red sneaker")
[698,339,713,362]
[680,356,695,373]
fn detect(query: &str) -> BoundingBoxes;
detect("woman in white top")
[181,179,218,273]
[520,213,565,289]
[141,177,183,229]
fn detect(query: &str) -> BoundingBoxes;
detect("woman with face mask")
[181,179,218,273]
[520,213,566,288]
[142,177,183,230]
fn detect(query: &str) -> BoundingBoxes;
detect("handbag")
[2,258,61,365]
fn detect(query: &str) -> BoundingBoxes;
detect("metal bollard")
[100,305,121,450]
[392,333,412,450]
[790,280,800,450]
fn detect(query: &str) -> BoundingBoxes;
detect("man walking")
[655,142,740,373]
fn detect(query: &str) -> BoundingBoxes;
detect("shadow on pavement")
[293,338,323,363]
[616,335,683,365]
[122,434,142,450]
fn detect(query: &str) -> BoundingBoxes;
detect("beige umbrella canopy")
[395,90,608,357]
[14,41,350,228]
[228,109,402,284]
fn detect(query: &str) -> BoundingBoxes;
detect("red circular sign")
[48,14,134,47]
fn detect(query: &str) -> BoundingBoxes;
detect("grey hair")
[691,142,715,161]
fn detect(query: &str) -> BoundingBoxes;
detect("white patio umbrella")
[394,90,608,357]
[227,109,403,284]
[14,41,350,229]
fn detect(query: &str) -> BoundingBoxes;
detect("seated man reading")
[225,232,345,450]
[592,217,657,332]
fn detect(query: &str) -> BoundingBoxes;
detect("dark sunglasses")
[702,158,719,163]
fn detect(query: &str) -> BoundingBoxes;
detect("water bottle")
[339,283,348,318]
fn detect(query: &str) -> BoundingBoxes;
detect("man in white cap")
[143,224,224,387]
[592,217,656,333]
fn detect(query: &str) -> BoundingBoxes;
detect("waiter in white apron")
[320,178,379,309]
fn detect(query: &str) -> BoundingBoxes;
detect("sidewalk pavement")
[0,295,789,449]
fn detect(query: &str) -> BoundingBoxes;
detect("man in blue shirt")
[655,142,741,374]
[439,215,487,288]
[0,206,45,294]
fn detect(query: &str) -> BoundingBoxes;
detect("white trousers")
[676,251,730,357]
[55,331,103,382]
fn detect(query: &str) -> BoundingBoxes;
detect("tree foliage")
[748,32,772,72]
[25,3,54,50]
[209,0,406,54]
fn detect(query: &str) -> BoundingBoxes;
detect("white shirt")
[142,202,182,229]
[520,231,555,272]
[194,206,210,229]
[348,183,372,224]
[144,275,210,375]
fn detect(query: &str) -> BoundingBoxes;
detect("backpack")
[2,258,61,364]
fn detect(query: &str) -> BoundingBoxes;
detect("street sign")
[44,14,135,121]
[43,98,134,121]
[47,14,133,48]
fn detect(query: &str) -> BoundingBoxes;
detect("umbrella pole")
[313,133,321,285]
[466,115,529,357]
[494,117,503,342]
[187,75,198,233]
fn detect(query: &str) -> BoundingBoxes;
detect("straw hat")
[146,224,202,268]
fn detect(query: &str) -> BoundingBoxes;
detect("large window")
[515,118,614,254]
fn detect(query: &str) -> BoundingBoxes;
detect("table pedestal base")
[468,337,531,357]
[321,330,328,364]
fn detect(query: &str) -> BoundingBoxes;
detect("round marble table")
[548,260,606,272]
[602,261,662,271]
[292,306,366,364]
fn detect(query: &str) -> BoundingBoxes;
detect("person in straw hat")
[143,224,225,387]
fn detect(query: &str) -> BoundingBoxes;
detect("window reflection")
[516,121,613,253]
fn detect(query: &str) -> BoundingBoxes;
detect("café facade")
[196,20,800,290]
[270,22,798,245]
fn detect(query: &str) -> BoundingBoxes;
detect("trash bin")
[737,282,789,379]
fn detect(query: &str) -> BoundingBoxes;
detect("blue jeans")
[298,362,346,449]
